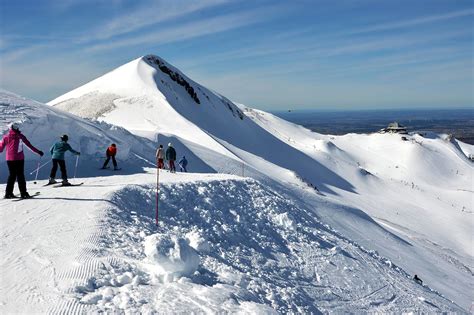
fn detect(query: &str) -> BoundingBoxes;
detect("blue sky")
[0,0,472,110]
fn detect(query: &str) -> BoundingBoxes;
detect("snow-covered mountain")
[0,54,471,313]
[49,54,473,300]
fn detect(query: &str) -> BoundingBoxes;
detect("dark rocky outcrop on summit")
[146,55,200,104]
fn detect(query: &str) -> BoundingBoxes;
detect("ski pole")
[29,159,51,175]
[156,164,160,226]
[73,154,79,180]
[33,157,41,184]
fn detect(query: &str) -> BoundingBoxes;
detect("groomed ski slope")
[0,171,465,313]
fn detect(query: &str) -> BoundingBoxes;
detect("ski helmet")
[168,142,172,147]
[61,134,69,141]
[10,123,20,131]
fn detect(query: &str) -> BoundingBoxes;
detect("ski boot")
[48,178,57,185]
[61,180,72,186]
[4,193,17,199]
[20,192,32,199]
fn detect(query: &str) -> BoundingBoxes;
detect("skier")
[413,274,423,285]
[165,143,176,173]
[48,134,80,186]
[156,144,164,169]
[101,143,119,170]
[0,123,44,199]
[178,156,188,172]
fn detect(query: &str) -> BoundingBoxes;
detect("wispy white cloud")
[84,6,282,53]
[83,0,231,41]
[178,27,471,74]
[345,9,474,35]
[0,45,50,64]
[48,0,126,12]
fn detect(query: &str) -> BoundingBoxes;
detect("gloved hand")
[77,152,81,156]
[38,151,44,157]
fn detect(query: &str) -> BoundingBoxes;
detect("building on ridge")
[380,122,408,134]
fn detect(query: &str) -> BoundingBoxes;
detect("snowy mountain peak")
[48,54,244,125]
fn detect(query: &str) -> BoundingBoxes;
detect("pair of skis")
[43,182,84,188]
[11,181,84,201]
[10,182,84,201]
[10,191,41,201]
[100,166,121,171]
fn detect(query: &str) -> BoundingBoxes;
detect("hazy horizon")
[271,106,474,112]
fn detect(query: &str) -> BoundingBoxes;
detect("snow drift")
[53,175,466,313]
[0,90,157,181]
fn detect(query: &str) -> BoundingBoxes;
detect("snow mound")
[144,233,200,281]
[313,139,340,153]
[65,176,463,313]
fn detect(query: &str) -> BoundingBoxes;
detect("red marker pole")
[156,162,160,226]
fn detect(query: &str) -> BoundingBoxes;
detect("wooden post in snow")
[156,161,160,226]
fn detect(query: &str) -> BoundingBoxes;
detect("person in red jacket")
[101,143,119,170]
[0,123,44,199]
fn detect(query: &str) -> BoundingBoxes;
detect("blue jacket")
[179,157,187,166]
[50,141,79,160]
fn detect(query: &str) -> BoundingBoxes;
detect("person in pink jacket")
[0,123,43,199]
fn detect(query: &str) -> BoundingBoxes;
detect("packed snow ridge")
[1,54,472,313]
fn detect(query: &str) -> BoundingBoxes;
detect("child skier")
[156,144,164,169]
[48,134,80,186]
[101,143,119,170]
[0,123,44,199]
[178,156,188,172]
[165,143,176,173]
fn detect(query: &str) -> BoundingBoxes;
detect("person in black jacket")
[413,274,423,285]
[165,143,176,173]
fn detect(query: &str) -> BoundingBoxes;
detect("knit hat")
[61,134,69,141]
[10,123,20,131]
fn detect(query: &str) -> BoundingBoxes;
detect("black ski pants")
[6,160,27,195]
[50,159,67,180]
[103,155,117,168]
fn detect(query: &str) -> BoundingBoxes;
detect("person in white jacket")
[155,144,164,169]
